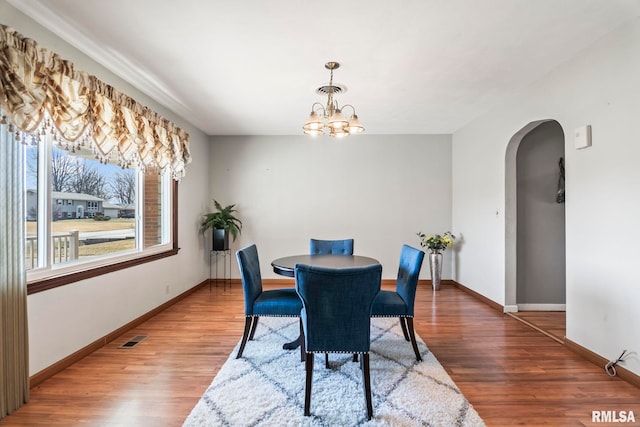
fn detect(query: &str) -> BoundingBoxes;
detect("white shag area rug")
[183,317,485,427]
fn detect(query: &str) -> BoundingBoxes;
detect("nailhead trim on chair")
[308,350,367,354]
[245,314,299,317]
[371,315,414,318]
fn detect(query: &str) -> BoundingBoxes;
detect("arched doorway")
[505,120,566,340]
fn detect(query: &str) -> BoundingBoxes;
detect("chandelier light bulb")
[347,114,364,133]
[303,110,324,131]
[331,129,349,138]
[304,128,324,136]
[328,108,348,129]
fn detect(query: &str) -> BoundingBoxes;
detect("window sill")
[27,247,179,295]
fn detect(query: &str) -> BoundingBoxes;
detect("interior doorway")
[504,120,566,341]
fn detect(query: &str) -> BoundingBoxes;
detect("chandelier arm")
[310,102,326,116]
[340,104,357,117]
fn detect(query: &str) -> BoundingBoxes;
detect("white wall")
[1,2,211,375]
[208,134,452,281]
[453,18,640,375]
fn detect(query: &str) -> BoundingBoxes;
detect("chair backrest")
[236,244,263,315]
[395,244,425,316]
[309,238,354,255]
[295,263,381,353]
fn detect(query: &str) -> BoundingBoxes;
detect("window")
[2,25,190,295]
[24,132,178,294]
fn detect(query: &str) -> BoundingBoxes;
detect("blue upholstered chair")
[371,244,425,361]
[235,244,303,359]
[309,238,354,255]
[295,263,382,420]
[309,237,355,367]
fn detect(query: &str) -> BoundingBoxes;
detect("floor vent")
[119,335,147,349]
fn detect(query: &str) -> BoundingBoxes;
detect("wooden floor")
[2,282,640,426]
[509,310,567,343]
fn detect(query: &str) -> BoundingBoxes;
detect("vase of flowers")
[417,231,455,291]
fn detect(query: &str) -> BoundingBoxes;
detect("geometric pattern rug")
[183,317,486,427]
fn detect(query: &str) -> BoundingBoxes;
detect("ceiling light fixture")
[303,61,364,138]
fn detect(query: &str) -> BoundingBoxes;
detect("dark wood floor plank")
[1,282,639,426]
[416,285,640,426]
[509,310,566,343]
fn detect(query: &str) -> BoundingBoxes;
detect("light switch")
[574,125,591,149]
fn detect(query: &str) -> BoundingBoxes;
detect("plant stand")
[210,249,231,290]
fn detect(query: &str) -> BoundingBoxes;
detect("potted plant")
[416,231,455,291]
[201,200,242,250]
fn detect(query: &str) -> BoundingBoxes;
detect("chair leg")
[325,353,329,369]
[304,352,314,416]
[399,317,410,341]
[248,316,260,340]
[362,353,373,420]
[353,353,358,363]
[235,317,252,359]
[299,319,306,362]
[405,317,422,362]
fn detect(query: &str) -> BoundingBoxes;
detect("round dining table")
[271,254,380,277]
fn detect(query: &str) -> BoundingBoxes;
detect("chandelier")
[303,61,364,138]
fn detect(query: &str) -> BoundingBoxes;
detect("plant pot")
[213,228,229,251]
[429,252,442,291]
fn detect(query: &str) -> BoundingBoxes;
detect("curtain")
[0,24,191,179]
[0,21,194,418]
[0,114,29,418]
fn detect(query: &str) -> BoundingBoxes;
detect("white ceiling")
[8,0,640,136]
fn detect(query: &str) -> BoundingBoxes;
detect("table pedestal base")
[282,335,301,350]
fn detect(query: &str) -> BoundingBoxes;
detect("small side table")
[210,250,232,290]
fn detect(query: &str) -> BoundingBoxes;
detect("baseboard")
[450,280,504,312]
[29,279,210,388]
[564,338,640,389]
[262,278,295,287]
[517,303,566,311]
[417,279,453,288]
[208,278,243,287]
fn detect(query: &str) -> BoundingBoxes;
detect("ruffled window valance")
[0,24,191,179]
